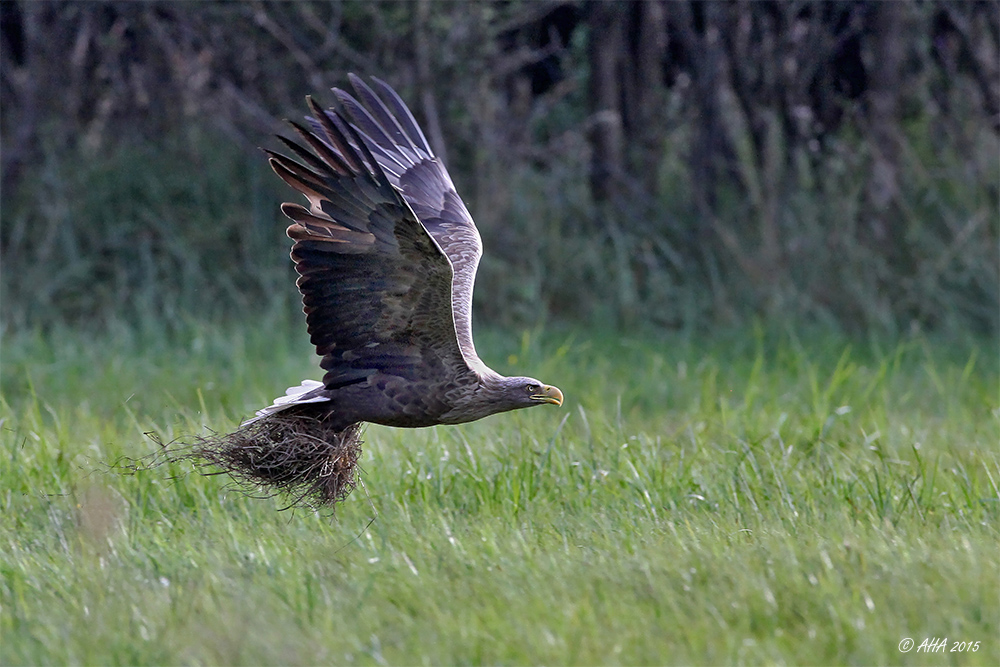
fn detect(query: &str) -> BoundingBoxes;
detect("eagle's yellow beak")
[532,384,564,406]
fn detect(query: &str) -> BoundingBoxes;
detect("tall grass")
[1,320,996,664]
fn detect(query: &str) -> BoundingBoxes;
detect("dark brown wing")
[268,97,477,393]
[323,75,485,368]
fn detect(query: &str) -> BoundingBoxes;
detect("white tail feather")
[242,379,329,426]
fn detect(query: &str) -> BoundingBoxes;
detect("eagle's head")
[441,374,563,424]
[491,376,563,412]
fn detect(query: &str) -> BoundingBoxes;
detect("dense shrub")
[2,1,996,336]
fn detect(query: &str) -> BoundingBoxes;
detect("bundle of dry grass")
[127,408,363,510]
[190,411,363,508]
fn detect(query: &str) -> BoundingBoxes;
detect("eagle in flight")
[190,75,562,507]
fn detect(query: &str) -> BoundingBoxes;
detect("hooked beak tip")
[533,385,563,406]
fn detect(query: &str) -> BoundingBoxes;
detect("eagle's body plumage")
[256,74,562,434]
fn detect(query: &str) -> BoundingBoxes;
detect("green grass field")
[1,318,997,665]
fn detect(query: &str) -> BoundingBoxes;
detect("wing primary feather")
[281,203,375,244]
[269,149,383,233]
[332,88,402,155]
[369,75,434,156]
[263,150,329,192]
[305,96,365,174]
[280,202,341,228]
[344,75,423,158]
[285,121,354,176]
[268,157,335,203]
[324,110,401,186]
[273,135,331,176]
[331,101,396,193]
[326,104,411,174]
[302,110,406,176]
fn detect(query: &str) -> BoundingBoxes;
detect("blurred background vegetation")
[1,0,997,337]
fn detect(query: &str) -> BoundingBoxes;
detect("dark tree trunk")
[672,1,732,224]
[866,1,903,216]
[587,1,625,204]
[0,1,40,199]
[633,0,667,198]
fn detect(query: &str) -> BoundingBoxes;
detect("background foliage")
[1,0,998,334]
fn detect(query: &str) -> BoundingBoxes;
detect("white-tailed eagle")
[190,75,563,507]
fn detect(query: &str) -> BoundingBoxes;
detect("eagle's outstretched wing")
[323,75,486,369]
[267,97,478,394]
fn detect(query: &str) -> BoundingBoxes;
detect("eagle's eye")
[525,383,538,394]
